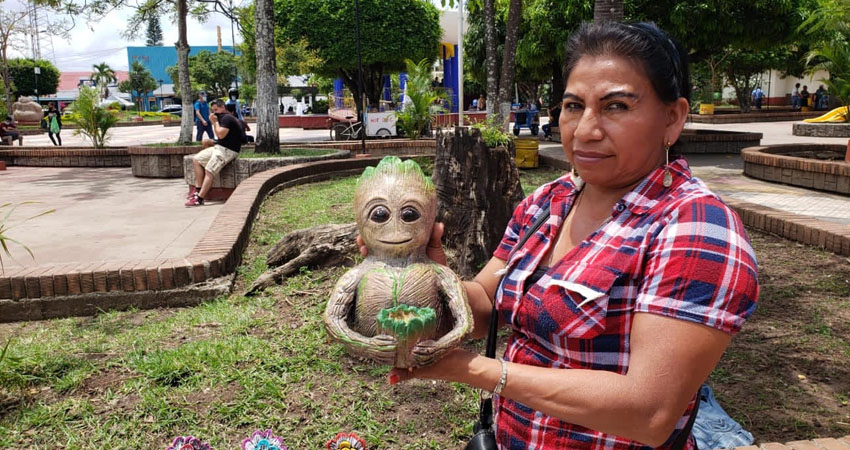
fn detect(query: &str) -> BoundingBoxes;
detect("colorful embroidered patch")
[242,429,286,450]
[166,436,211,450]
[326,431,366,450]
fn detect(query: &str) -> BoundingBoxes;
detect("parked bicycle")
[330,116,364,141]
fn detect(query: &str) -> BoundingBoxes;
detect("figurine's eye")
[400,206,421,223]
[369,206,390,223]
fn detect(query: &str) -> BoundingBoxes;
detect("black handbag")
[465,206,550,450]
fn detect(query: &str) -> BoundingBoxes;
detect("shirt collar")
[620,156,691,215]
[548,157,692,216]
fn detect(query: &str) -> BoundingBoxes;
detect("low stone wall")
[688,110,821,124]
[679,129,763,154]
[183,149,351,189]
[280,139,436,156]
[278,114,331,129]
[742,144,850,194]
[0,147,130,167]
[129,145,201,178]
[792,122,850,137]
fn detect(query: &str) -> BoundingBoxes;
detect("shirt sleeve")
[492,195,533,261]
[635,195,759,335]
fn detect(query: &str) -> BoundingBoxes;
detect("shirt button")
[616,203,625,212]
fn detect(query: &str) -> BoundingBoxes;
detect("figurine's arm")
[412,265,474,367]
[324,268,397,365]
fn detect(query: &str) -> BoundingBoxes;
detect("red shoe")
[186,186,198,199]
[185,194,204,207]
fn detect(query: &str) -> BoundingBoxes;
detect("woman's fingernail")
[388,373,399,385]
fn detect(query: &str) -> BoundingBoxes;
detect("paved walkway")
[17,124,330,147]
[0,166,222,269]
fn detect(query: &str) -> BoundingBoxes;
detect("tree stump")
[434,127,525,279]
[245,223,358,295]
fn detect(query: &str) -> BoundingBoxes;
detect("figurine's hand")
[356,222,447,266]
[411,339,442,367]
[365,334,398,365]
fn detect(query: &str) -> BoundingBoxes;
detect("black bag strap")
[670,390,701,450]
[478,205,551,429]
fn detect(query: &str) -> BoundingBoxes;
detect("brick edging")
[0,156,395,322]
[742,145,850,195]
[719,435,850,450]
[725,198,850,256]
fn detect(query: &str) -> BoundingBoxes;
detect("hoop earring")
[571,166,584,190]
[663,142,673,188]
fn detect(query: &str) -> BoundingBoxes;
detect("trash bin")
[515,138,539,168]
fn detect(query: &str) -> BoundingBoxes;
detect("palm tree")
[91,62,117,99]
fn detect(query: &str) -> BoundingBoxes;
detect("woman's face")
[559,55,687,191]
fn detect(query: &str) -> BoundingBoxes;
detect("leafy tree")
[7,58,60,98]
[0,5,30,112]
[68,85,119,148]
[91,62,117,99]
[595,0,624,20]
[165,50,237,98]
[118,61,158,114]
[801,0,850,121]
[145,15,163,46]
[270,0,441,110]
[721,49,786,112]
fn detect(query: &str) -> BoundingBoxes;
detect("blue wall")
[126,46,236,83]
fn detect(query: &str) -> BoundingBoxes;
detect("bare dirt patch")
[710,230,850,442]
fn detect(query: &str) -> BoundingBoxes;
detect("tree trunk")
[496,0,523,130]
[483,0,499,117]
[176,0,193,143]
[434,127,525,279]
[594,0,624,22]
[246,223,358,295]
[1,49,12,112]
[254,0,280,153]
[550,62,565,108]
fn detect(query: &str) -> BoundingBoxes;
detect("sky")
[5,0,247,72]
[5,0,453,73]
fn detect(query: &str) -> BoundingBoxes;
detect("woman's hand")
[356,222,448,265]
[387,347,480,385]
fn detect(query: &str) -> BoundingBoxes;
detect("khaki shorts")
[193,144,238,175]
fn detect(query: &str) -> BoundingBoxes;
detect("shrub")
[471,115,513,148]
[68,86,119,148]
[312,99,329,114]
[395,58,446,140]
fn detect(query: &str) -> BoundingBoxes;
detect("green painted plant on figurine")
[377,304,437,368]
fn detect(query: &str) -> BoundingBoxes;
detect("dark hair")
[564,21,690,105]
[4,116,11,121]
[224,103,236,114]
[209,99,225,108]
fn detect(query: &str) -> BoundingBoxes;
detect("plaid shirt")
[492,157,759,450]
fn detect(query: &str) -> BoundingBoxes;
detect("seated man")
[186,99,245,207]
[0,116,23,146]
[542,104,561,140]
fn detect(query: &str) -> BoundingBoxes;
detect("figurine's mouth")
[378,238,412,245]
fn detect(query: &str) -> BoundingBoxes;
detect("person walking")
[751,86,765,110]
[791,83,801,110]
[194,91,214,141]
[45,102,62,146]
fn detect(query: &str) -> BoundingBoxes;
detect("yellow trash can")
[515,138,539,168]
[698,103,715,115]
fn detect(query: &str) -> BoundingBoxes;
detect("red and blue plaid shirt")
[492,157,759,449]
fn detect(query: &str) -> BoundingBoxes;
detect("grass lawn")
[1,166,849,448]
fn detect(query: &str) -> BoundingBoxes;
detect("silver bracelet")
[493,359,508,395]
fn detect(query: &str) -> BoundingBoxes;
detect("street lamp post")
[354,0,366,154]
[34,66,40,106]
[229,0,239,92]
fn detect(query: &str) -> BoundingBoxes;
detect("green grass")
[2,168,849,447]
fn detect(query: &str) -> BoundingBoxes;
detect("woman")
[386,22,758,449]
[46,102,62,146]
